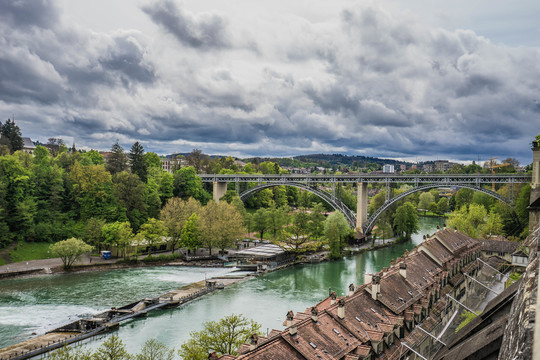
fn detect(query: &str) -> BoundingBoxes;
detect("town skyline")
[1,0,539,164]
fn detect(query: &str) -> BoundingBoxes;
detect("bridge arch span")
[363,184,512,235]
[239,182,357,228]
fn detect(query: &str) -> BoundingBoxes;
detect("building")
[383,164,395,173]
[480,238,520,263]
[226,229,482,360]
[161,157,185,173]
[434,161,455,172]
[21,137,36,154]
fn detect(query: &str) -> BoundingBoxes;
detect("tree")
[324,211,351,258]
[129,141,148,182]
[106,142,128,175]
[186,149,205,173]
[199,201,246,253]
[181,213,202,255]
[46,138,67,157]
[282,207,311,251]
[173,166,211,204]
[113,171,148,230]
[418,192,434,214]
[178,314,262,359]
[253,208,269,240]
[393,202,419,241]
[102,221,134,258]
[480,212,504,237]
[137,218,166,256]
[266,203,285,239]
[309,203,326,240]
[144,152,162,169]
[436,197,449,215]
[93,335,132,360]
[50,238,93,269]
[136,339,175,360]
[82,149,105,165]
[455,188,474,209]
[83,217,106,252]
[1,119,24,153]
[161,197,202,253]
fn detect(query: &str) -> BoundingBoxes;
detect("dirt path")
[0,242,16,264]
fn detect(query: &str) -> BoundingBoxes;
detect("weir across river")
[199,173,532,233]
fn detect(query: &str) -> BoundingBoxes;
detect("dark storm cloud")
[99,36,156,84]
[142,0,229,49]
[0,0,60,29]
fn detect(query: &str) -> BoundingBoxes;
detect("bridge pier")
[356,183,368,233]
[213,181,228,203]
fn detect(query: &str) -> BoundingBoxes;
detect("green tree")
[181,213,202,255]
[83,217,106,252]
[418,192,434,214]
[472,192,494,212]
[113,171,148,230]
[309,203,326,240]
[266,203,285,239]
[324,211,351,258]
[82,149,105,165]
[199,201,246,253]
[50,238,93,269]
[515,184,531,234]
[173,166,211,204]
[136,339,175,360]
[129,142,148,182]
[144,152,162,169]
[455,188,474,209]
[253,208,269,240]
[393,202,419,241]
[480,212,504,237]
[93,335,132,360]
[282,207,311,251]
[1,119,24,153]
[160,197,202,253]
[137,218,165,256]
[47,345,93,360]
[178,314,262,359]
[106,142,128,175]
[436,197,449,215]
[102,221,134,258]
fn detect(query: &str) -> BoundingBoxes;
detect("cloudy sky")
[1,0,539,164]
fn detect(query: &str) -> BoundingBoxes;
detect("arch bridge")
[199,174,531,235]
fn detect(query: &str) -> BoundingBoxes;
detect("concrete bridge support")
[356,183,368,233]
[213,181,228,203]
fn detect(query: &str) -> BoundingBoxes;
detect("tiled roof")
[481,239,519,254]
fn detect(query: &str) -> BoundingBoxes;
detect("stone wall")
[497,228,539,360]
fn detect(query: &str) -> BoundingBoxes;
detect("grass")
[8,242,56,263]
[0,258,6,266]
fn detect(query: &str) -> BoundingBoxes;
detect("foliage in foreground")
[47,336,174,360]
[179,314,263,359]
[455,311,480,333]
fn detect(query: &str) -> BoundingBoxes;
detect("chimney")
[337,298,345,319]
[436,225,440,230]
[399,262,407,279]
[372,275,381,301]
[311,307,318,322]
[443,223,447,230]
[330,291,337,305]
[208,351,219,360]
[348,283,355,296]
[287,310,297,336]
[364,273,373,284]
[249,334,259,351]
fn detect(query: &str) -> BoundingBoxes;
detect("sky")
[1,0,539,164]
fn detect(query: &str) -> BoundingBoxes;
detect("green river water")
[0,217,444,353]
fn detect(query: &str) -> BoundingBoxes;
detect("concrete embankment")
[0,276,247,360]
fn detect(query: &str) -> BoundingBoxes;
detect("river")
[0,216,444,353]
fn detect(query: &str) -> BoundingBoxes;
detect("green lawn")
[8,242,56,263]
